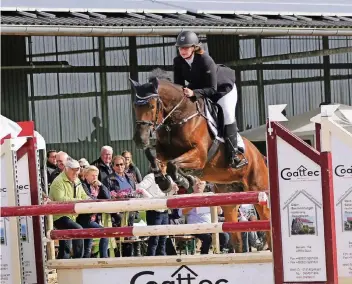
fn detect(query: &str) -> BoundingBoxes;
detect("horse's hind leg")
[254,204,272,251]
[222,205,242,253]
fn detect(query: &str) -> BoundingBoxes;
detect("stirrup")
[230,153,248,169]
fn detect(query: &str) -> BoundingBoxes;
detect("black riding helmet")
[175,31,199,47]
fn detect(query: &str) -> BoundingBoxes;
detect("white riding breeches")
[217,84,238,125]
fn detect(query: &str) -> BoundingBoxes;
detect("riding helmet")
[175,31,199,47]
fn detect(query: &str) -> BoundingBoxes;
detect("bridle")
[135,96,163,131]
[134,94,203,137]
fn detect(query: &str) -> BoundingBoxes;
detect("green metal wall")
[1,35,351,175]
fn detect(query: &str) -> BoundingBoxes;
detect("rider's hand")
[183,87,194,97]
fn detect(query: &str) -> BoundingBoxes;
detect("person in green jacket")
[49,157,89,259]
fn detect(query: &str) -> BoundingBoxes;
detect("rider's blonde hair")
[194,45,204,55]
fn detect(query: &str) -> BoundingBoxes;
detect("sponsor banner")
[17,154,38,284]
[331,135,352,279]
[81,263,274,284]
[277,137,327,282]
[0,151,14,284]
[0,152,37,284]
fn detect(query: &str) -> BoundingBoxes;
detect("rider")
[173,31,247,168]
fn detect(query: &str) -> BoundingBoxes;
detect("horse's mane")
[148,68,173,83]
[148,68,183,95]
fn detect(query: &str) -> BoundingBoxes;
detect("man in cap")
[49,157,89,259]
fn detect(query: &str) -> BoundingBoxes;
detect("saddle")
[202,97,225,139]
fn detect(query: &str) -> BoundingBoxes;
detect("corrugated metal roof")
[1,11,352,29]
[2,0,352,16]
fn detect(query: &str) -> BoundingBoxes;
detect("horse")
[130,70,271,253]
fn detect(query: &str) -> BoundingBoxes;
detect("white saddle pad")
[204,104,245,151]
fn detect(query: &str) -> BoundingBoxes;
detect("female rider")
[173,31,247,168]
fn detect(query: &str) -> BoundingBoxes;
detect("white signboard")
[0,152,38,284]
[331,135,352,279]
[0,152,14,284]
[277,137,327,282]
[76,263,274,284]
[17,154,38,284]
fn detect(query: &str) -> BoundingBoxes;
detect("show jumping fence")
[1,104,351,284]
[0,191,268,217]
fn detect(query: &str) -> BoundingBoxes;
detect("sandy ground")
[48,272,58,284]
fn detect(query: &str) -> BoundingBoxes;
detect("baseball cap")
[65,157,80,169]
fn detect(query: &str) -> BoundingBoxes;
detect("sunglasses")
[115,163,124,167]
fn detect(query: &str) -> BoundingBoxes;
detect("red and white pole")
[47,220,271,240]
[1,191,268,217]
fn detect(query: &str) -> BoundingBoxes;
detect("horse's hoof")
[155,176,172,193]
[175,175,190,189]
[185,175,196,187]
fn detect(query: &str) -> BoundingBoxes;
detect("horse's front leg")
[166,147,207,188]
[171,147,207,169]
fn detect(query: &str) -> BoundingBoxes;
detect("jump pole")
[46,220,271,240]
[0,191,269,217]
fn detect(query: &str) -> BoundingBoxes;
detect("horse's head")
[130,77,162,149]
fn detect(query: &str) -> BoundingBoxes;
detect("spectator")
[238,204,264,252]
[179,178,222,254]
[77,165,110,258]
[122,150,142,183]
[49,158,89,259]
[46,150,57,176]
[78,158,90,181]
[166,209,182,255]
[217,213,231,253]
[48,151,68,186]
[40,150,57,194]
[103,155,140,256]
[136,162,179,256]
[92,146,113,182]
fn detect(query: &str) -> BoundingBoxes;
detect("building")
[1,0,352,174]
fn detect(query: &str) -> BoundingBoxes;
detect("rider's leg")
[224,122,248,168]
[217,84,248,168]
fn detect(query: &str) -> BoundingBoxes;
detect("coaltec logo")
[335,165,352,178]
[280,165,320,181]
[130,265,229,284]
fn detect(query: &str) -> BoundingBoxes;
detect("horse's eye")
[149,104,155,109]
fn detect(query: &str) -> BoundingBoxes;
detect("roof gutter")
[1,25,352,36]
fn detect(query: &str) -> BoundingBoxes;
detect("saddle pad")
[204,104,245,151]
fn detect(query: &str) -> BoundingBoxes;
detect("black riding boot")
[224,123,248,169]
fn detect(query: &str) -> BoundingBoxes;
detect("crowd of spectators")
[45,146,265,259]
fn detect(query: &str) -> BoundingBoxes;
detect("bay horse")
[130,71,271,252]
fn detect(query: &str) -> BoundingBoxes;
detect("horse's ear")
[129,78,140,92]
[149,77,159,93]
